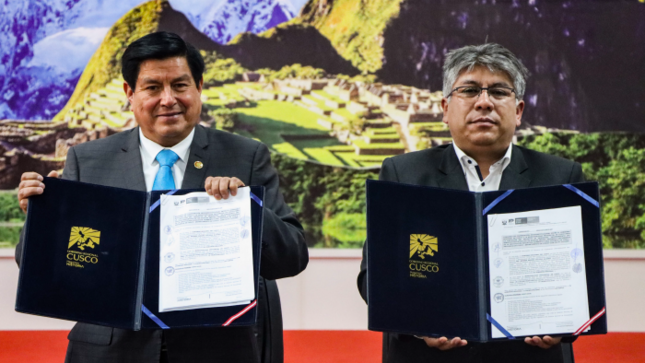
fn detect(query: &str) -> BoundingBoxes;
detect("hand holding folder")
[16,170,59,213]
[16,178,265,330]
[418,330,561,350]
[366,180,607,342]
[422,336,468,350]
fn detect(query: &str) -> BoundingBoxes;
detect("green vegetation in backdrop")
[297,0,404,73]
[518,132,645,248]
[267,132,645,249]
[256,64,326,81]
[0,191,25,248]
[201,51,249,86]
[1,133,643,249]
[272,153,378,248]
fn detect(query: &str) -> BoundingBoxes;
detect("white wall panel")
[1,248,644,332]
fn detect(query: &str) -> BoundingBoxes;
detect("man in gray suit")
[357,43,582,363]
[17,32,308,363]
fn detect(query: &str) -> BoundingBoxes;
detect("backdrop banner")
[1,0,644,248]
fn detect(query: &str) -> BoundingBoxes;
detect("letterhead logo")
[409,234,439,278]
[66,227,101,268]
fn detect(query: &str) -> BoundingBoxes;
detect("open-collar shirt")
[452,143,513,192]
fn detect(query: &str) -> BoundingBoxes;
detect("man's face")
[442,65,524,157]
[124,56,203,147]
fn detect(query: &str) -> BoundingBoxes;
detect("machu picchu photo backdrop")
[1,0,644,248]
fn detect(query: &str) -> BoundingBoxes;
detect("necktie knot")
[156,149,179,167]
[152,149,179,191]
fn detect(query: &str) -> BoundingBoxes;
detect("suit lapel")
[436,144,469,191]
[499,145,531,190]
[120,128,146,191]
[182,126,211,189]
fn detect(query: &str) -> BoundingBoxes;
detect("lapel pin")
[194,161,203,169]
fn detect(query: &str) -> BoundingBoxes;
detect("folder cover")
[15,177,264,330]
[366,180,607,341]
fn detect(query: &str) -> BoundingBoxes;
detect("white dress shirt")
[139,128,195,192]
[452,143,513,192]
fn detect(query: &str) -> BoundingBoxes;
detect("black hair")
[121,31,205,90]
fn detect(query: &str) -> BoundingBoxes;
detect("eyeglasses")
[447,86,516,101]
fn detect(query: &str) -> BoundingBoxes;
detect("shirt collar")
[452,142,513,168]
[139,127,195,166]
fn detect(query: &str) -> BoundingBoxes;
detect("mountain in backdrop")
[174,0,304,44]
[376,0,645,133]
[215,0,396,75]
[0,0,307,121]
[287,0,645,133]
[54,0,225,120]
[12,0,643,133]
[0,0,147,120]
[55,0,359,120]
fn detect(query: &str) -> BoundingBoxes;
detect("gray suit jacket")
[357,143,584,363]
[16,125,308,363]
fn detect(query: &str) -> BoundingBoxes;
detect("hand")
[204,176,245,200]
[17,170,59,213]
[524,335,561,349]
[422,336,468,351]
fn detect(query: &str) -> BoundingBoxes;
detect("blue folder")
[16,177,264,330]
[366,180,607,341]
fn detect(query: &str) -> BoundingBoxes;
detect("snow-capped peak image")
[0,0,307,120]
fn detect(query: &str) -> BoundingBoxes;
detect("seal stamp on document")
[570,248,583,260]
[164,266,175,276]
[240,215,250,227]
[494,258,503,268]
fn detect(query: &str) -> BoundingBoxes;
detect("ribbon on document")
[250,192,263,207]
[486,313,515,339]
[563,184,600,208]
[149,190,179,213]
[142,305,170,329]
[222,300,258,327]
[574,307,606,335]
[482,190,514,216]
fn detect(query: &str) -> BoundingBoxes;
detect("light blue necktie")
[152,149,179,191]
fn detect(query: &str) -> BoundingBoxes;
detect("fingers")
[47,170,59,178]
[20,172,44,183]
[204,177,245,200]
[18,172,46,213]
[18,189,37,213]
[422,336,468,351]
[524,336,561,349]
[228,177,243,197]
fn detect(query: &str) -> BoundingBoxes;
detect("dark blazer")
[357,143,584,363]
[16,125,308,363]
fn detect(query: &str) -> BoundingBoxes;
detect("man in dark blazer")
[357,43,582,363]
[17,32,308,363]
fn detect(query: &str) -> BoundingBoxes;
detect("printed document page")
[487,206,590,338]
[158,189,255,312]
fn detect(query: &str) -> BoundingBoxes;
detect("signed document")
[487,206,590,338]
[158,189,255,313]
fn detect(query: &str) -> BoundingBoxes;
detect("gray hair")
[442,43,529,102]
